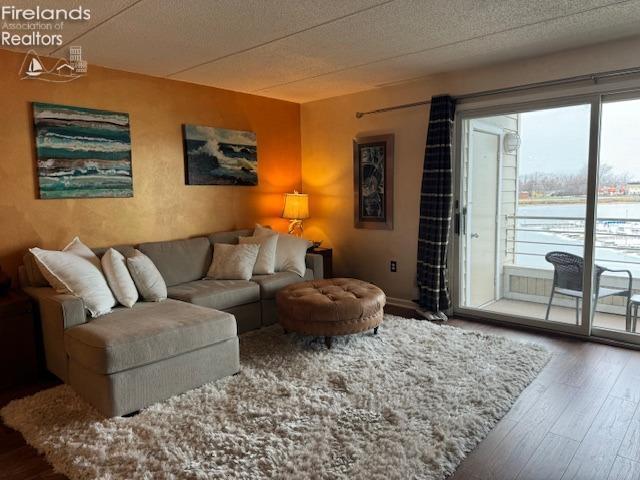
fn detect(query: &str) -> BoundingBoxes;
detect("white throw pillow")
[29,247,116,318]
[126,250,167,302]
[102,248,138,308]
[239,234,277,275]
[65,237,102,270]
[253,224,276,239]
[35,237,101,293]
[254,224,311,277]
[207,243,260,280]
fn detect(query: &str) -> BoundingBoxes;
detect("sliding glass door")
[455,92,640,343]
[454,93,640,341]
[591,95,640,343]
[456,101,594,334]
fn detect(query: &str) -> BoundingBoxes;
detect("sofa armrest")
[305,253,324,280]
[24,287,87,329]
[23,287,86,381]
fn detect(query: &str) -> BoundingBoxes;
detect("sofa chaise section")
[64,299,238,417]
[65,299,236,375]
[22,284,239,416]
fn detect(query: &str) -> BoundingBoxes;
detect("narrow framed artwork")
[353,134,394,229]
[183,124,257,186]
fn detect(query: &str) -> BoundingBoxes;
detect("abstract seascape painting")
[33,102,132,199]
[353,134,394,230]
[183,124,257,186]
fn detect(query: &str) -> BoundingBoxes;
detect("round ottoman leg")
[325,336,332,349]
[374,326,379,335]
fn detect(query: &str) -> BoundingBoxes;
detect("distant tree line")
[519,164,633,196]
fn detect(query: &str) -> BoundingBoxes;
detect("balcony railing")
[505,214,640,268]
[498,214,640,316]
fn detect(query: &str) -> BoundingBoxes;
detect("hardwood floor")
[0,378,66,480]
[449,318,640,480]
[2,317,640,479]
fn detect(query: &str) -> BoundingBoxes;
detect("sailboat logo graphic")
[19,48,87,82]
[25,57,44,77]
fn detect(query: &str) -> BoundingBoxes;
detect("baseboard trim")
[385,297,420,318]
[386,297,418,309]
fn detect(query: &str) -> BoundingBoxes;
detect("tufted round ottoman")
[276,278,386,348]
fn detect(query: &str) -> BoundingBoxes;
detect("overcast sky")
[519,99,640,181]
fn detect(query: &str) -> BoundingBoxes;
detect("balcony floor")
[481,298,635,332]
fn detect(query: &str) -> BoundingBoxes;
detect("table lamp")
[282,190,309,236]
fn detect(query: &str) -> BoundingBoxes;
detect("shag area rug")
[2,315,550,480]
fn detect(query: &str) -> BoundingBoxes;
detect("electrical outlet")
[390,260,397,272]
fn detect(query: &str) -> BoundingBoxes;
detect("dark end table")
[308,247,333,278]
[0,290,39,389]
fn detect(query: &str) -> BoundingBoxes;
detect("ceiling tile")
[73,0,386,76]
[254,1,640,102]
[173,0,620,93]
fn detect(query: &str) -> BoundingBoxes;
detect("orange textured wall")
[0,48,301,283]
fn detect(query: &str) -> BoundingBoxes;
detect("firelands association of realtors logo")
[1,4,91,82]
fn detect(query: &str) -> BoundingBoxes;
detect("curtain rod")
[354,65,640,119]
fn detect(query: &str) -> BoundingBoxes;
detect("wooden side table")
[309,247,333,278]
[0,291,38,389]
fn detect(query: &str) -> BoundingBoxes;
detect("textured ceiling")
[6,0,640,102]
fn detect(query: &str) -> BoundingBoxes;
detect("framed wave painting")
[33,102,132,199]
[183,124,257,186]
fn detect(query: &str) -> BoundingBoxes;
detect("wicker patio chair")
[544,251,632,327]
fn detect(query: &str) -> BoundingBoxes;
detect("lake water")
[515,202,640,275]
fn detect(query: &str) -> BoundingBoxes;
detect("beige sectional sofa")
[19,228,324,416]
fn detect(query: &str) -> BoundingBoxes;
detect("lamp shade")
[282,191,309,220]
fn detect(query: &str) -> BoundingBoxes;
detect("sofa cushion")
[252,269,314,299]
[138,237,211,287]
[64,299,236,375]
[208,229,253,245]
[92,244,136,259]
[167,279,260,310]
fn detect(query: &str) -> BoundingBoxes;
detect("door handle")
[462,207,467,235]
[471,233,479,239]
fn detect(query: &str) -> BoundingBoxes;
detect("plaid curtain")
[417,95,456,312]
